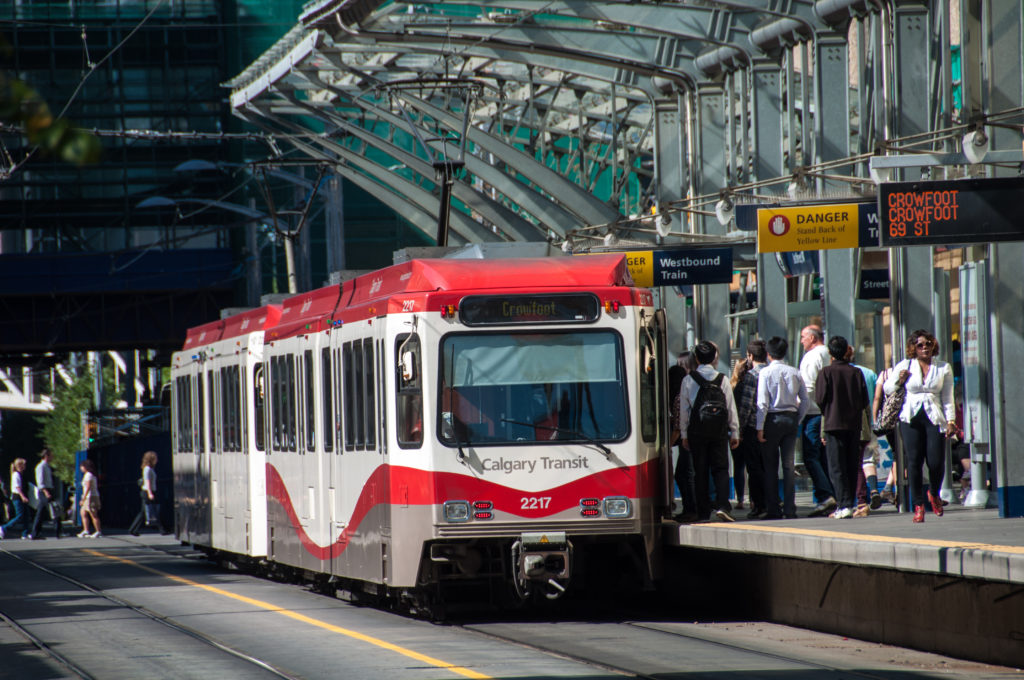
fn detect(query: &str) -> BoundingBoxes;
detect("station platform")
[664,492,1024,585]
[662,491,1024,668]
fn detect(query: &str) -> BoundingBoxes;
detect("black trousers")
[687,435,731,519]
[824,429,861,510]
[30,495,62,538]
[737,425,764,511]
[128,491,164,534]
[899,408,946,508]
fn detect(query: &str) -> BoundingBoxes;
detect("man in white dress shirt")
[798,325,837,517]
[29,448,62,539]
[757,336,810,519]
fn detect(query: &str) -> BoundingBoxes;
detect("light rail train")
[171,254,672,612]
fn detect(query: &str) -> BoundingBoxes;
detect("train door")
[249,359,269,558]
[223,362,249,554]
[328,341,345,578]
[653,308,671,515]
[195,368,212,547]
[373,319,390,586]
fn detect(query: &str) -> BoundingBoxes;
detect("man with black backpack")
[679,340,740,522]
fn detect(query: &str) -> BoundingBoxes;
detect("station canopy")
[226,1,843,249]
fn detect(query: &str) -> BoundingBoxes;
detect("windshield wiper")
[442,411,471,465]
[500,418,612,458]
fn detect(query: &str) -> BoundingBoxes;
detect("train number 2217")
[521,496,551,510]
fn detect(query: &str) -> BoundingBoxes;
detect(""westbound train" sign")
[623,247,733,287]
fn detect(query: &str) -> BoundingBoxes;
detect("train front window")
[438,331,628,446]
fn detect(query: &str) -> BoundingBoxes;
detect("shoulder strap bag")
[873,364,909,435]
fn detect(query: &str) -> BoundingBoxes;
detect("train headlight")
[443,500,470,523]
[603,497,632,518]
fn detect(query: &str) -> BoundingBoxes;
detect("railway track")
[0,542,300,680]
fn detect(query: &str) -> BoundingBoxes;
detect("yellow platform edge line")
[85,550,491,680]
[686,523,1024,554]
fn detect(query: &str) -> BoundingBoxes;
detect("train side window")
[254,364,265,452]
[343,341,355,451]
[219,367,228,452]
[353,340,365,449]
[287,354,297,452]
[270,357,281,450]
[237,365,245,453]
[231,365,241,452]
[377,338,387,454]
[305,349,315,453]
[639,329,657,443]
[188,375,197,453]
[209,369,219,452]
[395,333,423,448]
[363,338,376,450]
[321,348,333,452]
[334,347,343,452]
[195,374,203,454]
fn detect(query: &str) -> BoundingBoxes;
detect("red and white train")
[171,254,671,611]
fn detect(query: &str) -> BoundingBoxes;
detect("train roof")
[345,254,633,308]
[181,318,226,350]
[221,304,283,340]
[188,255,636,347]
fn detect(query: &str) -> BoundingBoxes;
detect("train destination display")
[459,293,600,325]
[879,176,1024,246]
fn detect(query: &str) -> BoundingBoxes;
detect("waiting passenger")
[813,336,870,519]
[756,336,809,519]
[671,353,698,523]
[731,339,768,519]
[678,341,739,522]
[799,325,837,518]
[884,330,959,523]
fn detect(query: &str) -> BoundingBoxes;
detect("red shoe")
[927,491,944,517]
[913,505,925,523]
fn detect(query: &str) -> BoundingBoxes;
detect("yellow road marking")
[698,524,1024,554]
[85,550,491,679]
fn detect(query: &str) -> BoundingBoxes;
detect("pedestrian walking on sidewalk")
[128,451,166,535]
[0,459,32,539]
[29,448,63,539]
[78,459,102,538]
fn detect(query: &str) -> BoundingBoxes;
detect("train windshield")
[438,330,629,446]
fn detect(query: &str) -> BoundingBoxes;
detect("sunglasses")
[915,340,933,348]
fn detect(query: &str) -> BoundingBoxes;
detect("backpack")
[688,372,730,440]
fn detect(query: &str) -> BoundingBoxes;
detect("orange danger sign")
[757,204,861,253]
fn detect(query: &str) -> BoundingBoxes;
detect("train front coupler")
[512,532,572,600]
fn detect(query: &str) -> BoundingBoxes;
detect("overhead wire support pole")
[257,164,329,294]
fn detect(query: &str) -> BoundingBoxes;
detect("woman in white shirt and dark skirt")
[884,329,960,523]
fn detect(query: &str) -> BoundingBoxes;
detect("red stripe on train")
[265,460,660,560]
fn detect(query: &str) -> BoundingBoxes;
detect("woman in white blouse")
[884,329,959,523]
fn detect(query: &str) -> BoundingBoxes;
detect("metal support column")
[751,61,787,341]
[984,2,1024,517]
[816,33,856,343]
[654,89,688,356]
[890,2,935,346]
[695,83,731,370]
